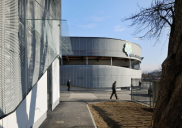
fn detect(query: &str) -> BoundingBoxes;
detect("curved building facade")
[60,37,143,88]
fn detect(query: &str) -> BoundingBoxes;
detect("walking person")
[67,79,71,91]
[139,81,142,90]
[110,81,118,99]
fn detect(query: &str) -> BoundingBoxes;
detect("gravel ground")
[89,101,153,128]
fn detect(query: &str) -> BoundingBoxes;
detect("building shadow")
[91,105,122,128]
[142,108,153,113]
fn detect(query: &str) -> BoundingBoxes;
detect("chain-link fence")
[131,78,153,108]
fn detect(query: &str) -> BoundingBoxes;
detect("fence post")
[150,94,151,108]
[150,80,151,108]
[131,78,132,101]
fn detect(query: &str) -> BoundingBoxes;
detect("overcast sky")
[62,0,169,72]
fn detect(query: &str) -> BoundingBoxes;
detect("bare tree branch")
[122,0,175,40]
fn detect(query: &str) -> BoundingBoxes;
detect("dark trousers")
[110,90,118,99]
[67,86,70,91]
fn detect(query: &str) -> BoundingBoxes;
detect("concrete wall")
[60,65,141,88]
[0,71,47,128]
[51,58,60,110]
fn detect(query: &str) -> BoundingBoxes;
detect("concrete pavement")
[40,90,131,128]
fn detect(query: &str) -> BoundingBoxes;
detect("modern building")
[60,37,143,88]
[0,0,143,127]
[0,0,70,127]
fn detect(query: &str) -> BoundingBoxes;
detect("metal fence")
[131,78,153,107]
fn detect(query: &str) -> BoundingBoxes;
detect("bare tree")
[124,0,182,127]
[124,0,174,42]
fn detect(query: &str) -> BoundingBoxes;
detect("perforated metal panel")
[0,0,65,118]
[0,1,4,117]
[60,65,141,88]
[131,78,142,87]
[66,37,142,61]
[0,0,23,116]
[26,0,63,101]
[61,20,72,56]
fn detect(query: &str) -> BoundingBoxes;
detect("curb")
[87,104,97,128]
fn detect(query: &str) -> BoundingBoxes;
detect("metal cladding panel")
[86,38,92,55]
[66,37,142,61]
[60,65,141,88]
[131,78,141,87]
[61,20,72,56]
[4,50,22,114]
[0,0,63,118]
[80,38,87,55]
[35,0,61,19]
[0,0,23,116]
[74,38,80,55]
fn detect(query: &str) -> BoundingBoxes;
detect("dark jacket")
[139,81,141,87]
[67,81,70,86]
[112,83,116,91]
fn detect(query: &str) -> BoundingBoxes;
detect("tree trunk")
[153,0,182,127]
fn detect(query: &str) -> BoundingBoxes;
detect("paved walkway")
[40,90,131,128]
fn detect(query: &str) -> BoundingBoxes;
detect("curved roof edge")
[70,36,142,49]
